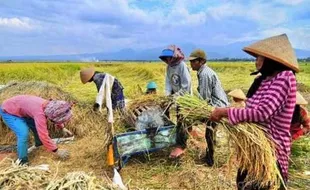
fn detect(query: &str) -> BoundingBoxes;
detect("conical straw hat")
[296,91,308,105]
[243,34,299,72]
[80,67,95,84]
[228,89,246,100]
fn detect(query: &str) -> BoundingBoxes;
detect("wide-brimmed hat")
[228,89,246,100]
[188,49,207,61]
[296,91,308,105]
[80,67,95,84]
[243,34,299,72]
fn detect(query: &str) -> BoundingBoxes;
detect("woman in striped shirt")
[210,34,298,189]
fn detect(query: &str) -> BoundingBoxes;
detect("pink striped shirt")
[2,95,57,152]
[228,70,296,180]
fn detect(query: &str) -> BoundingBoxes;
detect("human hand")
[210,108,228,122]
[303,127,309,135]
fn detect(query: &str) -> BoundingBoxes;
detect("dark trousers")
[175,115,217,167]
[236,162,286,190]
[205,121,217,166]
[175,105,189,149]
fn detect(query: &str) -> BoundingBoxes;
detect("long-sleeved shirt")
[291,106,310,140]
[93,72,125,109]
[2,95,57,151]
[228,70,296,181]
[197,64,229,107]
[165,61,192,95]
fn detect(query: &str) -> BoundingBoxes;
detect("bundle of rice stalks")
[0,81,110,146]
[46,171,112,190]
[0,159,49,190]
[176,94,283,189]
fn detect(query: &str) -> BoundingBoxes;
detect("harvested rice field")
[0,62,309,189]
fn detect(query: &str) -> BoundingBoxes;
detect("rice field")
[0,62,309,189]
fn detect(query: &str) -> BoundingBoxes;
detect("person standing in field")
[159,45,192,158]
[189,49,229,166]
[210,34,298,189]
[228,89,246,108]
[290,91,310,140]
[80,67,125,112]
[0,95,74,165]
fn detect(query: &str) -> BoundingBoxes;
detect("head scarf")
[44,100,73,125]
[159,45,185,66]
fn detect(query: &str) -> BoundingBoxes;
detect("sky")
[0,0,309,56]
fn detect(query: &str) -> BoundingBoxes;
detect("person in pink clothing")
[211,34,298,189]
[0,95,74,164]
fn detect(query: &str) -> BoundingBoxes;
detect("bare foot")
[169,147,185,158]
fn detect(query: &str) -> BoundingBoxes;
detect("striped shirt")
[197,64,229,107]
[228,70,297,180]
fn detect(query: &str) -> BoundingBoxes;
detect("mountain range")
[1,41,309,61]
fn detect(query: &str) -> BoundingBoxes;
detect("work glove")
[62,128,73,137]
[56,149,70,160]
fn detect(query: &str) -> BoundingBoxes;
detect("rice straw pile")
[176,94,283,189]
[0,158,116,190]
[0,159,49,190]
[46,171,112,190]
[0,81,110,145]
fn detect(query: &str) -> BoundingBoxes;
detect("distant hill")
[1,41,309,61]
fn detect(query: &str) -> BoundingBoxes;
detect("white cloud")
[227,26,310,50]
[260,26,310,50]
[207,2,288,26]
[0,17,34,29]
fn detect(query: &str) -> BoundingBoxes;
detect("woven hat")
[228,89,246,100]
[80,67,95,84]
[296,91,308,105]
[188,49,207,60]
[243,34,299,72]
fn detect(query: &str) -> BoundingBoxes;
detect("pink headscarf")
[44,100,73,126]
